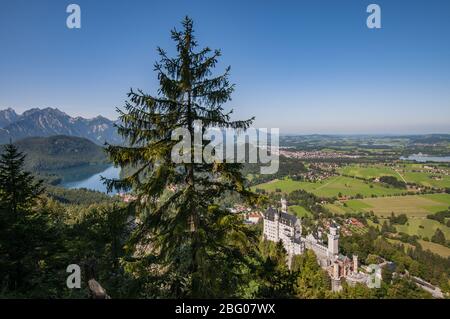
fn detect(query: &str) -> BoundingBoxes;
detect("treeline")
[286,190,331,218]
[379,175,407,189]
[427,209,450,227]
[243,156,307,185]
[430,229,448,247]
[389,213,408,225]
[45,185,118,206]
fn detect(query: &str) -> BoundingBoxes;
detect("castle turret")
[353,255,358,273]
[333,262,340,280]
[274,209,280,241]
[281,198,287,213]
[327,225,339,257]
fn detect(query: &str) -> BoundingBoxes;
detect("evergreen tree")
[431,228,446,245]
[105,17,257,298]
[255,240,296,298]
[0,143,43,217]
[67,203,135,298]
[0,143,46,292]
[292,250,331,298]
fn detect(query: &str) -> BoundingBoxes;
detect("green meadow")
[288,205,312,218]
[402,171,450,189]
[395,218,450,239]
[253,176,404,198]
[339,164,398,179]
[387,238,450,258]
[340,163,450,189]
[326,193,450,218]
[418,240,450,258]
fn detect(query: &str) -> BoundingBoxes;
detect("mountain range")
[0,107,121,145]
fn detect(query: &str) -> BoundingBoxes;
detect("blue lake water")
[400,154,450,163]
[58,165,121,194]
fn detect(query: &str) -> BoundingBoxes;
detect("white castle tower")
[327,225,339,257]
[353,255,358,273]
[281,198,287,213]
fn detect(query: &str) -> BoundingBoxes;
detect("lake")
[400,154,450,163]
[56,164,121,194]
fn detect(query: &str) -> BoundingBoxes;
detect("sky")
[0,0,449,134]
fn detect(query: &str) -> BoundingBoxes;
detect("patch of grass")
[339,164,397,179]
[328,194,450,218]
[288,205,312,218]
[340,163,450,189]
[418,240,450,258]
[253,176,404,198]
[345,200,373,211]
[395,218,450,239]
[387,238,416,252]
[324,203,349,215]
[402,171,450,189]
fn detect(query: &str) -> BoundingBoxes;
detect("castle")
[263,199,369,291]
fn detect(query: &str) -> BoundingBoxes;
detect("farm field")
[339,164,398,179]
[253,176,404,198]
[418,240,450,258]
[387,238,450,258]
[395,217,450,239]
[340,163,450,189]
[401,171,450,189]
[326,193,450,218]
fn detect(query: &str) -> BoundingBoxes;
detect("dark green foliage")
[291,250,331,298]
[286,189,331,217]
[0,143,63,296]
[13,135,108,171]
[379,175,406,189]
[431,228,446,245]
[381,220,396,234]
[104,17,257,298]
[337,281,378,299]
[427,209,450,225]
[389,213,408,225]
[255,240,296,298]
[45,185,116,205]
[0,143,44,214]
[385,276,432,299]
[397,232,419,245]
[66,203,136,298]
[242,156,307,185]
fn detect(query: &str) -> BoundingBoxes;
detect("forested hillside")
[12,135,108,171]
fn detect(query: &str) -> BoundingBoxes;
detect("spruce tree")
[0,143,43,216]
[0,142,44,292]
[106,17,258,297]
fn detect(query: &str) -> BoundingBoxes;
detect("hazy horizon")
[1,105,449,136]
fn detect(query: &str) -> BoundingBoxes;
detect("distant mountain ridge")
[0,107,20,127]
[0,107,121,145]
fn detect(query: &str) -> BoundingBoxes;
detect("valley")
[250,135,450,263]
